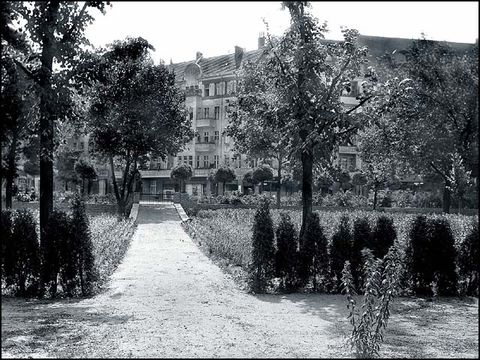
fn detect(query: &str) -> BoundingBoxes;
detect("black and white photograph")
[1,1,478,358]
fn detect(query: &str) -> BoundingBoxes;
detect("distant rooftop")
[168,35,475,82]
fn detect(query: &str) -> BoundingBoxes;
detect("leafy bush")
[406,216,458,296]
[342,245,402,358]
[249,199,275,293]
[405,215,433,295]
[369,216,396,259]
[70,194,98,296]
[298,212,329,291]
[1,210,13,276]
[4,210,40,296]
[429,218,457,296]
[275,212,298,291]
[330,215,352,291]
[351,217,371,292]
[458,221,479,296]
[41,209,72,297]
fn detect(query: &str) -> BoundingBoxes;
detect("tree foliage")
[87,37,194,214]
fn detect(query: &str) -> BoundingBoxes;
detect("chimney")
[258,32,265,49]
[196,51,203,62]
[234,45,244,69]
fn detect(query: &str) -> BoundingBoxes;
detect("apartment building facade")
[57,35,472,198]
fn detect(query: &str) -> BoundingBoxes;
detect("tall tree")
[226,59,289,207]
[360,39,478,213]
[251,2,373,236]
[88,38,194,215]
[4,1,110,240]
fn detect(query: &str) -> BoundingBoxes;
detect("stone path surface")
[65,203,342,358]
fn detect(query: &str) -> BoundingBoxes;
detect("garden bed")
[183,208,478,289]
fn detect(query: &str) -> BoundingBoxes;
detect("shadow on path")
[136,204,180,224]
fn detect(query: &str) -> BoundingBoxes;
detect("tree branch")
[343,95,373,115]
[61,2,89,44]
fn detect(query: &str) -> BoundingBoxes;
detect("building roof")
[168,48,264,82]
[168,35,475,82]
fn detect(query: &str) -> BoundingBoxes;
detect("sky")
[84,1,479,64]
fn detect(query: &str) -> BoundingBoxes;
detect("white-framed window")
[196,156,200,168]
[214,131,219,141]
[214,106,220,120]
[214,155,219,168]
[203,155,209,168]
[150,180,157,195]
[209,83,215,96]
[204,131,209,143]
[204,108,210,118]
[188,155,193,167]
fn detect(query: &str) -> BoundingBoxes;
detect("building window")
[196,156,200,168]
[204,87,209,97]
[80,142,85,150]
[339,154,356,172]
[188,155,193,167]
[209,83,215,96]
[177,156,182,165]
[150,181,157,195]
[203,155,209,168]
[204,131,209,143]
[224,155,230,166]
[214,155,219,168]
[214,106,220,120]
[214,131,219,141]
[189,107,194,120]
[204,108,209,118]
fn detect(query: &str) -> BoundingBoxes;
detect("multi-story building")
[61,34,473,198]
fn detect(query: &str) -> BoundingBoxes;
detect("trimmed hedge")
[275,212,298,292]
[329,215,352,292]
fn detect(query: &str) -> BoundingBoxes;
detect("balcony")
[194,169,212,177]
[338,145,358,154]
[139,169,172,178]
[196,117,216,127]
[195,142,217,152]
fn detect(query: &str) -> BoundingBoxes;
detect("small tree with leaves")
[74,158,97,195]
[351,217,372,292]
[369,216,396,259]
[214,165,236,194]
[170,163,193,193]
[458,221,479,296]
[275,212,298,292]
[342,244,402,358]
[252,164,274,194]
[249,198,275,293]
[330,215,352,292]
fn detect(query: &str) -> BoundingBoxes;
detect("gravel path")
[2,204,478,358]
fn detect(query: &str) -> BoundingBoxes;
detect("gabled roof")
[167,48,264,82]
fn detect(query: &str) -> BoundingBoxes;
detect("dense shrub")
[406,215,433,295]
[330,215,352,291]
[41,209,72,297]
[430,218,457,296]
[5,210,40,296]
[275,212,298,292]
[351,217,372,292]
[1,210,13,276]
[458,221,479,296]
[249,199,275,293]
[369,216,396,259]
[298,212,329,291]
[406,216,458,296]
[70,194,98,296]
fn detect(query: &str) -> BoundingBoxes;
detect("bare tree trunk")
[443,180,451,214]
[39,1,60,245]
[276,158,282,208]
[373,183,378,210]
[300,150,313,240]
[5,129,19,209]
